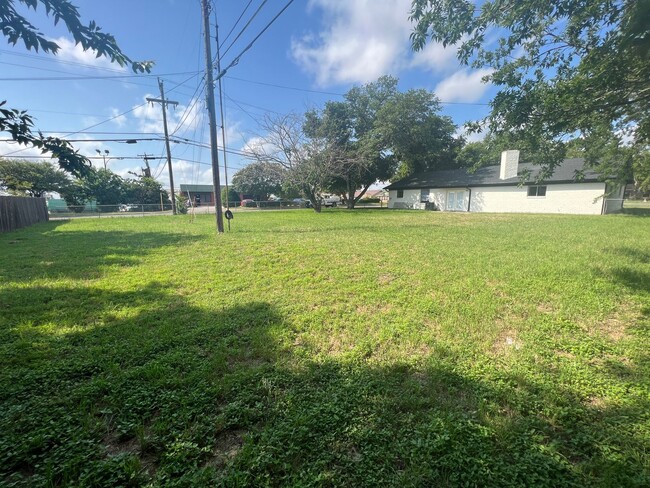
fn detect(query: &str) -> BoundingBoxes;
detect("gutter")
[467,187,472,212]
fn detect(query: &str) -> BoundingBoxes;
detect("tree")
[245,113,338,213]
[231,162,285,201]
[410,0,650,180]
[305,78,397,209]
[0,159,71,196]
[1,0,152,176]
[123,176,169,206]
[375,88,460,179]
[221,187,240,207]
[78,168,124,208]
[305,76,461,207]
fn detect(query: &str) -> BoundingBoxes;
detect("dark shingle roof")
[385,158,602,190]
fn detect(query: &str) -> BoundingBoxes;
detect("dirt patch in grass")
[205,429,246,468]
[536,302,556,314]
[492,329,522,355]
[104,432,140,457]
[587,301,641,342]
[378,273,395,285]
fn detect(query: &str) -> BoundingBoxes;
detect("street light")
[95,149,111,169]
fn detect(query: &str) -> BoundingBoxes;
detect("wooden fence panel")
[0,196,49,233]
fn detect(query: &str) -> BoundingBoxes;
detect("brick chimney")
[499,150,519,180]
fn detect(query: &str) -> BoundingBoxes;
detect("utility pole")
[147,79,179,215]
[201,0,225,233]
[138,154,154,177]
[214,16,231,215]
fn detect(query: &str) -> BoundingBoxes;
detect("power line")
[0,48,134,73]
[215,0,296,83]
[225,75,492,105]
[37,131,163,136]
[0,102,149,158]
[226,75,345,97]
[226,94,281,115]
[0,154,164,161]
[219,0,268,61]
[220,0,255,47]
[0,68,202,82]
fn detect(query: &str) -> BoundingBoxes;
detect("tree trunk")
[354,184,371,206]
[306,188,321,213]
[346,176,355,209]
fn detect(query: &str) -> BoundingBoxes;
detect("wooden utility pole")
[146,79,178,215]
[201,0,225,233]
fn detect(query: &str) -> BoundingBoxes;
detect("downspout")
[466,187,472,212]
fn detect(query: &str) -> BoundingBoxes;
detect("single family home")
[385,150,624,215]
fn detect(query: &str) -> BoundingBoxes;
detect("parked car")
[293,198,311,208]
[119,204,138,212]
[241,199,256,207]
[322,195,341,207]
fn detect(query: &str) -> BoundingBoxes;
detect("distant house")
[385,151,624,215]
[179,184,224,206]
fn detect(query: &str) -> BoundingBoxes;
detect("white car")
[322,195,341,207]
[119,204,138,212]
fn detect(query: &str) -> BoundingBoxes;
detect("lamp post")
[95,149,111,170]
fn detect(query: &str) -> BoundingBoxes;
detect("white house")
[385,151,624,215]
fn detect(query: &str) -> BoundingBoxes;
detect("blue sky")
[0,0,494,190]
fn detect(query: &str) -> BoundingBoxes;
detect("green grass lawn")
[1,210,649,487]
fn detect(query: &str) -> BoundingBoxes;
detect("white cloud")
[51,37,127,71]
[291,0,413,86]
[434,68,493,103]
[410,41,462,74]
[291,0,462,86]
[110,108,127,128]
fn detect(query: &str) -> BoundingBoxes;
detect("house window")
[420,189,430,202]
[397,189,404,198]
[527,186,547,197]
[446,190,466,211]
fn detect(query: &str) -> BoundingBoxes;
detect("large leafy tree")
[0,158,71,196]
[410,0,649,179]
[305,77,398,209]
[231,161,285,201]
[123,176,169,206]
[305,76,460,207]
[70,168,124,207]
[1,0,152,176]
[375,88,460,179]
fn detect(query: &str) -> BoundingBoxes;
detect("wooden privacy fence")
[0,196,49,233]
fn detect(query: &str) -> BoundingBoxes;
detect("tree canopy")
[231,161,285,201]
[1,0,152,176]
[304,76,460,207]
[0,158,70,197]
[410,0,649,179]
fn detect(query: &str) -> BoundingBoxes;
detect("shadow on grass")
[2,283,649,486]
[622,207,650,217]
[0,223,200,283]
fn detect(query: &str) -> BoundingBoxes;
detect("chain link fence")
[48,203,174,219]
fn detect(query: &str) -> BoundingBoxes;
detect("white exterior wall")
[389,183,609,214]
[469,183,606,215]
[388,189,449,210]
[388,189,421,209]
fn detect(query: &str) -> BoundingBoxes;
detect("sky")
[0,0,495,191]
